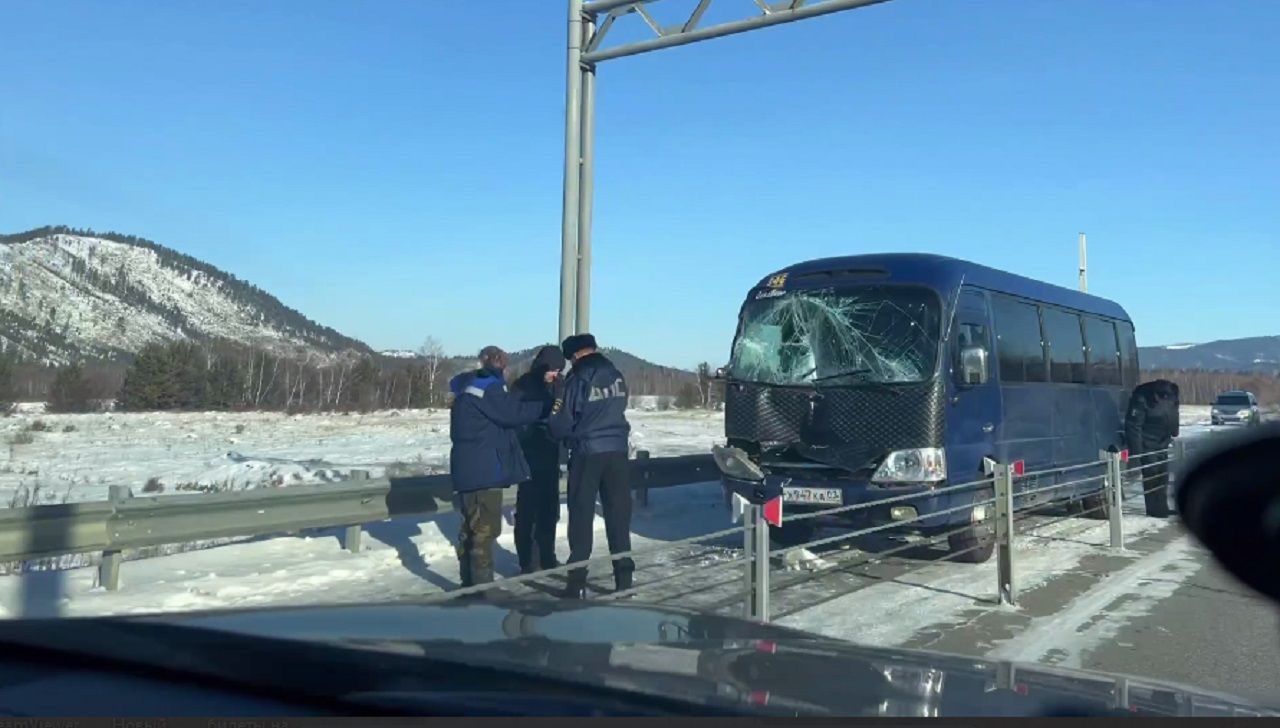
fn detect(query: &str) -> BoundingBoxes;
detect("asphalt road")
[614,423,1280,708]
[904,523,1280,708]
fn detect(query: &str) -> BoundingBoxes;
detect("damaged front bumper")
[760,475,984,533]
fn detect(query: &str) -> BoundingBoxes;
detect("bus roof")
[759,253,1132,322]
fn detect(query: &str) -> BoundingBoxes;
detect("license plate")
[782,487,843,505]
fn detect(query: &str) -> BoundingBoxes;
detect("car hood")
[144,598,1272,717]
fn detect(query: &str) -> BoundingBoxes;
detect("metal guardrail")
[0,450,717,591]
[1,432,1217,607]
[757,443,1190,615]
[416,436,1211,623]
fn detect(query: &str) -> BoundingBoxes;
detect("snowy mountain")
[379,349,418,359]
[0,226,370,364]
[1140,336,1280,372]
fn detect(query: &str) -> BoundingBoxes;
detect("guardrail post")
[1113,675,1130,711]
[342,470,368,553]
[996,662,1016,691]
[100,485,131,591]
[992,462,1017,606]
[1171,438,1186,495]
[1105,450,1124,551]
[743,503,770,621]
[634,450,650,508]
[742,502,755,619]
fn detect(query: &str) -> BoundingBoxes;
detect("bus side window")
[992,295,1048,383]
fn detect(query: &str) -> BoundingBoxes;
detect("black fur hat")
[561,333,598,360]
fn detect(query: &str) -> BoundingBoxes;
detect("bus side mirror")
[714,366,728,380]
[960,346,989,386]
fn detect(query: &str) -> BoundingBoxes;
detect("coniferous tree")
[0,351,15,413]
[47,363,94,413]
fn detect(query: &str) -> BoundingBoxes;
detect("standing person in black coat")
[448,346,554,588]
[548,334,633,599]
[512,346,567,574]
[1125,379,1181,518]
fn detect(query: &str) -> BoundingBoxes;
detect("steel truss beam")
[583,0,892,63]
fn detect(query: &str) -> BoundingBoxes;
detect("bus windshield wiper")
[809,368,872,384]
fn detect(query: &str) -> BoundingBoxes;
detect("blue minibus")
[722,253,1139,561]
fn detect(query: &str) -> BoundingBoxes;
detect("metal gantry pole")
[575,21,597,335]
[559,0,585,343]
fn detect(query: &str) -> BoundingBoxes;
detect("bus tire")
[948,524,994,563]
[768,520,817,547]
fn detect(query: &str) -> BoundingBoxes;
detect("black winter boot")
[614,569,633,593]
[561,569,588,600]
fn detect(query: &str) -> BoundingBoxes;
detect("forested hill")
[0,226,370,364]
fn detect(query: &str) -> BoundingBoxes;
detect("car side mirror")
[1177,423,1280,602]
[959,346,989,386]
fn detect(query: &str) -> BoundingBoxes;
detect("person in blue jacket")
[547,334,633,598]
[448,346,553,588]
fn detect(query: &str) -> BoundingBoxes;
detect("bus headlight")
[872,448,947,484]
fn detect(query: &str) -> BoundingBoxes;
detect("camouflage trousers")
[454,488,505,587]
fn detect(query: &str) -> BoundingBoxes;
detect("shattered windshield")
[728,285,941,386]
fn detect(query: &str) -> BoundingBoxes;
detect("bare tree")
[419,336,446,408]
[696,362,712,408]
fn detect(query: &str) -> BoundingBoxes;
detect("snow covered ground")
[0,408,725,507]
[0,403,1215,508]
[0,479,734,618]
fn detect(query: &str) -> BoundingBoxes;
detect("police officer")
[548,334,634,598]
[1124,379,1181,518]
[512,345,567,574]
[447,346,553,588]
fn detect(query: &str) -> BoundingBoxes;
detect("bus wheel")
[948,524,994,563]
[768,520,817,547]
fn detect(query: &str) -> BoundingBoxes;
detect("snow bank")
[1,409,724,506]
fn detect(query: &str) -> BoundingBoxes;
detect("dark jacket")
[448,368,547,493]
[1125,380,1181,454]
[548,352,631,455]
[513,369,561,477]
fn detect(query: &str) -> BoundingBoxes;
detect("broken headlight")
[872,448,947,484]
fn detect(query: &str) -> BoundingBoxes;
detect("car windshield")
[1217,395,1251,406]
[728,286,941,386]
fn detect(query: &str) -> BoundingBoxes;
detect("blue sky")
[1,0,1276,368]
